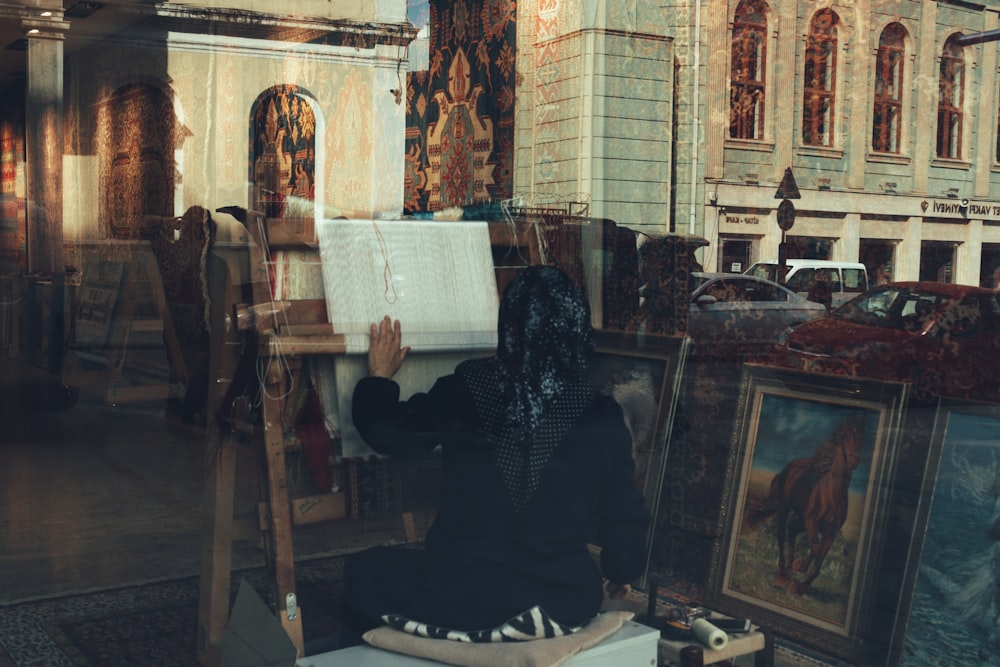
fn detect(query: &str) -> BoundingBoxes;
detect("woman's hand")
[368,315,410,379]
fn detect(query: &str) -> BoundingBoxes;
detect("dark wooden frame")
[590,329,690,587]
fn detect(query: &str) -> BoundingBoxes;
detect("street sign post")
[774,168,800,284]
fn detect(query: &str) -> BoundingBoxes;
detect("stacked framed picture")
[706,364,909,662]
[589,329,690,588]
[889,399,1000,666]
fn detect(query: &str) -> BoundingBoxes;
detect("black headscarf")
[457,266,596,513]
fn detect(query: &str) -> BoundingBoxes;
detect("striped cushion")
[381,605,582,643]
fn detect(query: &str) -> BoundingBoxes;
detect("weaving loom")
[197,210,514,665]
[316,219,499,459]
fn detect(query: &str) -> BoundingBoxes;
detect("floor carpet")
[0,555,345,667]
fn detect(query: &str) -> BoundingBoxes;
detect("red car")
[776,282,1000,403]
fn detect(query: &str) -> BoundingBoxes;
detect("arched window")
[250,85,318,219]
[872,23,906,153]
[937,36,964,159]
[730,0,767,140]
[802,9,838,147]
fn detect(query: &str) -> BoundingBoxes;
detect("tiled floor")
[0,359,414,606]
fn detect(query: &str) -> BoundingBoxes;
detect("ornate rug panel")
[0,556,345,667]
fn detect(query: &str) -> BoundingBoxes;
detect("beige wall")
[514,0,674,234]
[62,24,410,241]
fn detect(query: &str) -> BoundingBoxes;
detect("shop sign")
[723,214,761,225]
[927,199,1000,220]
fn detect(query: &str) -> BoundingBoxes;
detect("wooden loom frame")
[197,209,349,666]
[195,211,545,665]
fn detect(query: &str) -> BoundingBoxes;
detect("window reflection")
[872,22,906,154]
[730,0,767,140]
[803,8,839,147]
[937,35,965,160]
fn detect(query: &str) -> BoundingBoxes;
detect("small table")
[657,623,773,667]
[600,585,774,667]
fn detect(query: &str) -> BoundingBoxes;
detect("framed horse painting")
[588,329,690,588]
[889,398,1000,666]
[706,364,909,661]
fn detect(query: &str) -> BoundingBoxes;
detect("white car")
[745,259,869,307]
[686,272,828,355]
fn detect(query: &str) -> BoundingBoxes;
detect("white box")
[297,620,659,667]
[566,620,659,666]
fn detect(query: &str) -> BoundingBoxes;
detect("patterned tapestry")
[0,119,24,272]
[404,0,516,213]
[96,84,175,240]
[250,85,317,219]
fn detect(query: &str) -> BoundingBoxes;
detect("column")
[839,213,861,261]
[897,216,923,281]
[959,218,983,286]
[23,14,68,274]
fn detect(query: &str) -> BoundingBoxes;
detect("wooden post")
[197,231,253,667]
[197,429,238,667]
[259,363,304,654]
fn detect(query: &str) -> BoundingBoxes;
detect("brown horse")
[746,417,865,594]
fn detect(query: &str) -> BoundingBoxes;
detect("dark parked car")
[686,272,827,355]
[777,282,1000,402]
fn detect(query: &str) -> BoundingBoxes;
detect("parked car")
[685,272,827,356]
[745,259,869,307]
[776,282,1000,402]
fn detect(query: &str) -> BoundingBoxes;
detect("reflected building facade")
[4,1,1000,288]
[685,0,1000,285]
[511,0,1000,287]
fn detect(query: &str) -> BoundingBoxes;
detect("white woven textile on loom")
[316,219,499,353]
[311,219,500,459]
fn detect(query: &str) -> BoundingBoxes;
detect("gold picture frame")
[707,364,908,661]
